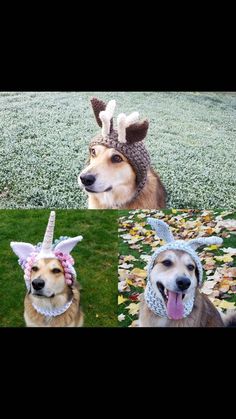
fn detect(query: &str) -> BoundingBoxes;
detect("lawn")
[0,92,236,209]
[0,209,118,327]
[118,209,236,327]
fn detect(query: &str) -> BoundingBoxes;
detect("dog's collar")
[32,299,73,318]
[144,281,195,319]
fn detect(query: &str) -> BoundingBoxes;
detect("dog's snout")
[32,278,45,291]
[176,276,191,291]
[80,174,96,186]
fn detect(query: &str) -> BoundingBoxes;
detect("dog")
[138,218,236,327]
[78,97,166,209]
[10,211,84,327]
[139,249,226,327]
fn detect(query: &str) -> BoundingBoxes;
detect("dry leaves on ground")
[118,209,236,327]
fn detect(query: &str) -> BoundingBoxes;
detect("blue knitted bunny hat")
[147,218,223,284]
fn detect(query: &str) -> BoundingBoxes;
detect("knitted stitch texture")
[90,97,151,201]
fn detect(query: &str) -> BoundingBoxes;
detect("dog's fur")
[24,258,83,327]
[138,249,235,327]
[79,144,166,209]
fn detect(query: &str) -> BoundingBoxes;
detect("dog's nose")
[80,174,96,186]
[32,278,45,290]
[176,276,191,291]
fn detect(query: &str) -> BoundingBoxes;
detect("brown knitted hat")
[89,97,151,200]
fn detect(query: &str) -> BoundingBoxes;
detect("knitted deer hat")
[89,97,151,199]
[145,218,223,319]
[10,211,83,291]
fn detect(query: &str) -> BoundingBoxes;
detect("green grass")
[0,92,236,208]
[0,209,118,327]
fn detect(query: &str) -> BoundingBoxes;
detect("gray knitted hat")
[89,97,151,199]
[147,218,223,284]
[144,218,223,320]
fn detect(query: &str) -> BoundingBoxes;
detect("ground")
[118,209,236,327]
[0,209,118,327]
[0,91,235,208]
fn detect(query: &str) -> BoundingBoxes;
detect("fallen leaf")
[118,314,126,322]
[130,268,147,279]
[215,254,234,263]
[218,300,236,310]
[118,295,128,305]
[125,302,140,316]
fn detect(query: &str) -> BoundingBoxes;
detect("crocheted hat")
[10,211,83,291]
[89,97,151,199]
[144,218,223,320]
[147,218,223,284]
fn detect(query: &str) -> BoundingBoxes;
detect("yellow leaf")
[215,254,234,263]
[130,268,147,279]
[218,300,236,310]
[172,209,178,214]
[118,295,128,305]
[125,302,140,316]
[126,279,134,286]
[204,244,221,251]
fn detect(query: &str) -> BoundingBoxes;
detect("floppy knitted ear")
[54,236,83,254]
[90,97,114,132]
[188,236,223,251]
[10,242,35,260]
[125,119,149,144]
[147,218,174,243]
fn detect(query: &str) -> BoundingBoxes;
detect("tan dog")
[11,211,84,327]
[79,144,166,209]
[78,97,166,209]
[24,258,83,327]
[139,250,224,327]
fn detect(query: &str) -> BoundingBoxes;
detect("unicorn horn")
[37,211,56,259]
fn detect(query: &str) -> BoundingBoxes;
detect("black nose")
[80,174,96,186]
[176,276,191,291]
[32,278,45,291]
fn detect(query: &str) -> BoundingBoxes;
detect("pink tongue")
[167,291,184,320]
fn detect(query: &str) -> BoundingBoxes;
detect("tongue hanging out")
[167,291,184,320]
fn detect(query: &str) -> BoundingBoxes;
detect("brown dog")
[24,258,83,327]
[79,97,166,209]
[139,249,225,327]
[11,211,84,327]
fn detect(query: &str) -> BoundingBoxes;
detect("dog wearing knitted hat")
[10,211,84,327]
[78,97,166,209]
[138,218,236,327]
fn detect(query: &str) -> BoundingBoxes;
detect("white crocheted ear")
[188,236,223,251]
[10,242,35,260]
[54,236,83,254]
[147,219,175,243]
[117,111,140,143]
[99,100,116,136]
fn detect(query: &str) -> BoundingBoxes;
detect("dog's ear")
[90,97,114,132]
[10,242,35,260]
[54,236,83,254]
[125,119,149,144]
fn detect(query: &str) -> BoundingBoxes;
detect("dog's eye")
[187,264,195,271]
[52,268,62,274]
[111,154,123,163]
[90,148,96,157]
[162,259,172,267]
[31,266,39,272]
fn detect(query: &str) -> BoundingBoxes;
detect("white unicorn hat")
[10,211,83,290]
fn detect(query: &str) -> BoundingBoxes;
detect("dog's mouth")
[32,291,55,298]
[85,186,112,193]
[157,282,185,320]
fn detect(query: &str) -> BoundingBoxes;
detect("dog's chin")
[85,186,112,193]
